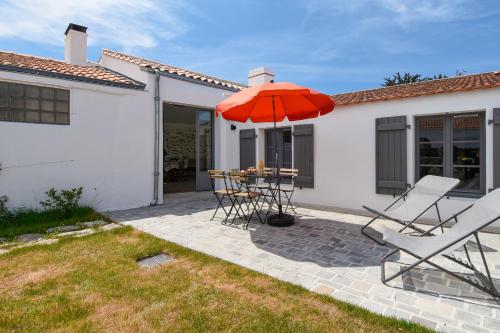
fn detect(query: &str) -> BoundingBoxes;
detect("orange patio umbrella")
[216,82,335,227]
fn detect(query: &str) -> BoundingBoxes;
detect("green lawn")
[0,227,433,332]
[0,207,104,239]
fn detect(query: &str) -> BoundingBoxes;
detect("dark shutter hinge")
[488,119,494,125]
[406,124,411,129]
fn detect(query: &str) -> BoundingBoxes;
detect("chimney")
[248,67,275,86]
[64,23,88,66]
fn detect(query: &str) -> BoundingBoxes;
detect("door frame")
[162,101,215,195]
[195,109,214,191]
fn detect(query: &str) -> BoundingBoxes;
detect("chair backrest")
[208,170,227,192]
[388,176,460,220]
[228,171,249,192]
[440,189,500,255]
[279,168,298,186]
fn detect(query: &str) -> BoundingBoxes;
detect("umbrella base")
[267,213,295,227]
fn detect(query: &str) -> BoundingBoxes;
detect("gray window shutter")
[494,108,500,190]
[240,129,256,170]
[376,116,408,195]
[293,124,314,188]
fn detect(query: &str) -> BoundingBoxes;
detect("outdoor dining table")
[243,170,292,218]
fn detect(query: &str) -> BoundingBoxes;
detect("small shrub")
[40,187,84,213]
[0,195,10,222]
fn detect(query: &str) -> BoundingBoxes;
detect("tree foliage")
[383,72,449,86]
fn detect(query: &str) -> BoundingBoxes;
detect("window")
[265,127,292,169]
[0,81,70,125]
[416,112,485,196]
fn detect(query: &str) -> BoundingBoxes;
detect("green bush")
[0,195,10,223]
[40,187,84,213]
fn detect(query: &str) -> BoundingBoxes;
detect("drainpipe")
[150,68,161,206]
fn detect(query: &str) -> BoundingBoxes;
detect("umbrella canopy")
[216,82,334,122]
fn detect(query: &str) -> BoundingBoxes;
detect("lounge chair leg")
[381,248,400,283]
[361,216,386,245]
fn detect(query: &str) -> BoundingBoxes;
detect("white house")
[1,23,499,231]
[0,23,243,211]
[223,71,500,229]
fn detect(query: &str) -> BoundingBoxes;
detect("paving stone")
[0,248,8,255]
[57,229,94,237]
[80,220,108,228]
[454,309,482,326]
[312,284,335,295]
[462,323,490,333]
[360,300,386,315]
[47,225,81,233]
[483,317,500,332]
[410,315,438,330]
[16,233,43,242]
[101,223,122,231]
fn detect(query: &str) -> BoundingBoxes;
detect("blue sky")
[0,0,499,94]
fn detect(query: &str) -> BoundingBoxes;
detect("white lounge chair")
[362,175,460,245]
[381,189,500,297]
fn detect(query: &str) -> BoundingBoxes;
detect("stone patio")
[109,192,500,333]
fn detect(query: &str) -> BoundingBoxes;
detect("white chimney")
[248,67,275,86]
[64,23,88,66]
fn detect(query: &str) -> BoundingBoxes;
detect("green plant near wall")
[40,187,84,213]
[0,195,10,222]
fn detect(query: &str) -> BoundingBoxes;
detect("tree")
[383,72,422,86]
[382,72,449,86]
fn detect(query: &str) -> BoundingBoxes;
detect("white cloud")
[303,0,477,26]
[0,0,190,51]
[379,0,470,24]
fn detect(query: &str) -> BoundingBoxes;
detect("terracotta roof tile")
[102,49,246,91]
[0,51,145,89]
[332,71,500,106]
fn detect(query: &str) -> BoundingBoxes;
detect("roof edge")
[103,49,247,90]
[141,65,241,92]
[0,64,146,90]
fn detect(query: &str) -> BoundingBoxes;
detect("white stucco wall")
[222,87,500,227]
[100,54,238,199]
[0,71,153,211]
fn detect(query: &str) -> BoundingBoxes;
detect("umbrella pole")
[272,95,283,217]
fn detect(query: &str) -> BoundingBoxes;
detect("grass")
[0,227,433,333]
[0,207,104,239]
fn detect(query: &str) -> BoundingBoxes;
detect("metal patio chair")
[381,188,500,297]
[227,171,264,229]
[277,168,298,214]
[361,175,460,245]
[208,170,239,221]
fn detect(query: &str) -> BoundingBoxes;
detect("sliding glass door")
[196,110,213,191]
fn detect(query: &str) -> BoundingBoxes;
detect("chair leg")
[211,194,228,221]
[224,195,243,224]
[361,215,386,245]
[382,247,500,297]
